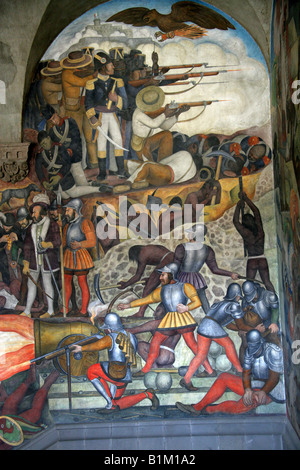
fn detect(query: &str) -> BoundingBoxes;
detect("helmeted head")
[224,282,243,301]
[242,280,258,302]
[246,329,265,356]
[156,262,179,282]
[63,198,83,220]
[224,302,243,317]
[102,312,124,332]
[16,206,30,229]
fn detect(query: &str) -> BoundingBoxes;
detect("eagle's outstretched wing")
[106,7,158,27]
[170,1,235,30]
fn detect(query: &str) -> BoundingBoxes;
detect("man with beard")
[0,213,18,286]
[118,262,213,385]
[233,191,275,292]
[12,207,32,306]
[21,194,61,318]
[62,198,96,316]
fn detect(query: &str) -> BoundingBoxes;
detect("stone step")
[40,372,241,411]
[41,371,286,415]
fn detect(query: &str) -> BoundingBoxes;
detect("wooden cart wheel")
[54,334,99,377]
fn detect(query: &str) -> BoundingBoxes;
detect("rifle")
[128,69,241,88]
[158,63,208,71]
[145,99,227,119]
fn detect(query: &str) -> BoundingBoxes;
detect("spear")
[57,185,67,317]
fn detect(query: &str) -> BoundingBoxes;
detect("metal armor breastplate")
[252,351,270,380]
[108,331,137,363]
[161,282,188,312]
[180,243,208,273]
[208,300,235,326]
[66,216,86,248]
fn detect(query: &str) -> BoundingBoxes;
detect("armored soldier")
[72,313,159,413]
[180,283,259,390]
[239,280,281,363]
[174,224,239,314]
[85,51,128,180]
[62,198,96,316]
[118,262,213,383]
[176,330,285,415]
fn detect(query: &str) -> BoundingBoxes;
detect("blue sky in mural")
[44,0,267,69]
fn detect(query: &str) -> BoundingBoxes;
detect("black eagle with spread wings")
[106,1,235,41]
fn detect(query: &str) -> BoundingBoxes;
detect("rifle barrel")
[128,69,241,87]
[159,63,206,70]
[145,100,223,118]
[30,334,103,363]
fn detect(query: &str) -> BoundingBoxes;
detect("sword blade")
[97,126,129,152]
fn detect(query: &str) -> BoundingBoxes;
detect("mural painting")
[271,0,300,440]
[0,0,286,449]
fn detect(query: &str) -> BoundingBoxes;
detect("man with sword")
[21,193,61,318]
[85,51,129,181]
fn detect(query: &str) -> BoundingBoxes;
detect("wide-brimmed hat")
[136,86,165,112]
[60,51,93,69]
[41,60,62,76]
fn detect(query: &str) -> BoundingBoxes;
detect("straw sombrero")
[41,60,62,76]
[60,51,93,69]
[136,86,165,112]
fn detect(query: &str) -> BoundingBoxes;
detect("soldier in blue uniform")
[85,52,128,181]
[41,104,90,187]
[35,131,102,198]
